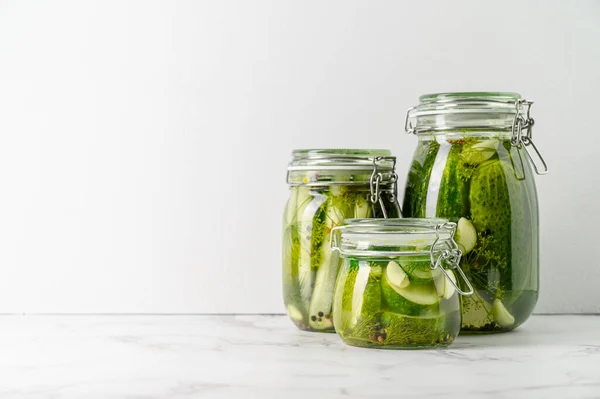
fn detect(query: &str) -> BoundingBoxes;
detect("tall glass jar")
[331,218,473,349]
[402,92,547,333]
[283,149,401,332]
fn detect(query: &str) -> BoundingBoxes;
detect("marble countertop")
[1,315,599,398]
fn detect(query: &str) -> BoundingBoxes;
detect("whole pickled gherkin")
[436,142,471,219]
[403,140,439,218]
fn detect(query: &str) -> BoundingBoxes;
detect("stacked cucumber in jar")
[283,150,400,332]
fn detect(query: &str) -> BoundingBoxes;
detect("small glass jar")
[283,149,401,332]
[403,92,548,333]
[331,218,473,349]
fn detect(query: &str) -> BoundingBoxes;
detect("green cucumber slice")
[462,139,499,165]
[391,278,439,305]
[409,266,442,281]
[389,281,439,306]
[286,304,303,322]
[385,261,409,288]
[354,194,372,218]
[307,244,336,330]
[434,269,457,300]
[455,217,477,254]
[382,281,433,316]
[444,270,457,299]
[333,260,359,333]
[402,261,442,283]
[349,264,372,328]
[381,269,439,316]
[298,193,327,304]
[308,201,345,330]
[492,299,515,327]
[338,263,382,331]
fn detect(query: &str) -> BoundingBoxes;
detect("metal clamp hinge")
[404,107,416,135]
[511,99,548,175]
[369,157,402,218]
[430,222,474,296]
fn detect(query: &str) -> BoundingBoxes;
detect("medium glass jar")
[403,92,547,333]
[283,149,401,332]
[331,218,473,349]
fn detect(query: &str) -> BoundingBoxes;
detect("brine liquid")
[282,185,399,332]
[332,258,460,349]
[402,136,539,333]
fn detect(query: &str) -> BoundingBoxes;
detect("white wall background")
[0,0,598,314]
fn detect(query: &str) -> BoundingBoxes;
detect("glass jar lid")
[286,149,397,186]
[330,218,457,257]
[404,92,548,175]
[405,92,530,134]
[331,218,474,296]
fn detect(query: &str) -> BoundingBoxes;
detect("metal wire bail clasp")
[369,156,401,218]
[329,225,345,252]
[369,156,387,218]
[404,106,416,135]
[429,222,474,296]
[511,99,548,175]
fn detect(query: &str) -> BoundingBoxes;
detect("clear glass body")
[333,256,461,349]
[282,185,399,332]
[402,133,539,333]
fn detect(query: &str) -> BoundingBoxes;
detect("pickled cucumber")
[383,274,438,306]
[335,262,382,333]
[455,217,477,254]
[461,139,499,165]
[381,278,437,316]
[469,159,517,291]
[403,140,440,218]
[333,260,359,333]
[283,184,399,332]
[403,137,539,333]
[334,257,461,348]
[492,299,515,328]
[402,261,442,284]
[436,143,470,219]
[470,160,512,241]
[308,203,344,330]
[381,261,441,317]
[384,261,409,288]
[434,269,457,300]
